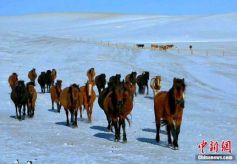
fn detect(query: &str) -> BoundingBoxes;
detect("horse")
[38,72,46,93]
[11,80,28,120]
[95,73,106,95]
[87,68,96,82]
[50,80,62,112]
[154,78,186,150]
[98,81,133,142]
[125,72,137,96]
[150,76,162,97]
[50,69,57,85]
[136,71,149,95]
[60,84,81,127]
[80,81,96,122]
[26,82,37,117]
[45,70,52,92]
[28,68,37,85]
[151,44,159,49]
[136,44,144,48]
[108,74,121,90]
[8,73,18,90]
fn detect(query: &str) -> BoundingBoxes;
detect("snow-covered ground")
[0,13,236,163]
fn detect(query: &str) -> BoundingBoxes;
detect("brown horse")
[150,76,162,97]
[60,84,80,127]
[154,78,186,150]
[50,80,62,112]
[8,73,18,90]
[50,69,57,85]
[87,68,96,82]
[98,81,133,142]
[125,72,137,96]
[26,82,37,117]
[80,81,96,122]
[28,68,37,85]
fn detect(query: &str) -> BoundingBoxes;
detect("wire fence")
[71,37,237,56]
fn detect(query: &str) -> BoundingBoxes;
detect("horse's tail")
[125,114,132,127]
[160,120,168,127]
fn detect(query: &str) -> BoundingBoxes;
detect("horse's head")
[15,80,26,95]
[68,84,80,106]
[112,82,125,110]
[154,76,162,90]
[130,72,137,84]
[172,78,186,102]
[56,80,62,89]
[86,80,95,96]
[41,72,46,76]
[101,73,106,79]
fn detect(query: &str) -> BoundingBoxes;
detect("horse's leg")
[73,110,78,128]
[89,103,93,122]
[57,103,61,113]
[15,104,18,119]
[106,113,112,131]
[113,120,119,142]
[166,121,172,146]
[78,106,82,119]
[19,105,22,121]
[65,109,69,126]
[122,119,127,143]
[52,100,54,110]
[155,118,161,142]
[147,84,149,95]
[23,104,26,116]
[70,110,74,123]
[168,119,177,149]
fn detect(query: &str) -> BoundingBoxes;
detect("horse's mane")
[168,87,176,115]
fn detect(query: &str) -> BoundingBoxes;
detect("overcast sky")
[0,0,236,16]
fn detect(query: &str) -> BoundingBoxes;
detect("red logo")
[198,140,232,154]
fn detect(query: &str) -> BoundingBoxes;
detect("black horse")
[45,70,52,92]
[136,71,149,95]
[136,44,145,48]
[11,80,28,120]
[95,74,106,95]
[38,72,46,93]
[108,74,121,90]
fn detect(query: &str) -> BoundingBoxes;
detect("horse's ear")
[68,86,72,93]
[182,78,185,82]
[173,78,176,83]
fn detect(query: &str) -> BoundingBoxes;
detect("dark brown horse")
[95,73,106,94]
[125,72,137,96]
[154,78,186,150]
[98,81,133,142]
[60,84,81,127]
[11,80,28,120]
[136,71,149,95]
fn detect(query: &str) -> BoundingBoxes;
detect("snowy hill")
[0,13,236,163]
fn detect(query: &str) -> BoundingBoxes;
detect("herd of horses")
[136,43,174,51]
[8,68,186,150]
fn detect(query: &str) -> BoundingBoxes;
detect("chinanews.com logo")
[196,140,235,161]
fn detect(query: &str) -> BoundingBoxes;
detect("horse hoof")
[114,139,119,142]
[123,139,127,143]
[173,146,179,150]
